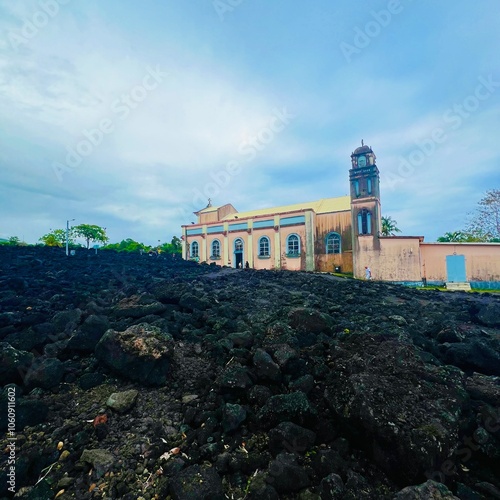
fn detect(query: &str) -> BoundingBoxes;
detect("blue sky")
[0,0,499,245]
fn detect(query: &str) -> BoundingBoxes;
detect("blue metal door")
[446,255,466,282]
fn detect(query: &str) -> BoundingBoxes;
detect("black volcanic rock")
[0,342,34,385]
[66,314,110,352]
[0,246,499,499]
[25,357,64,389]
[95,323,173,385]
[257,391,317,429]
[169,464,224,500]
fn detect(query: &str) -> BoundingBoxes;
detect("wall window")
[234,238,243,252]
[367,178,372,195]
[258,236,270,257]
[357,209,372,235]
[286,234,300,256]
[354,180,360,197]
[211,239,220,259]
[190,241,199,258]
[326,232,341,254]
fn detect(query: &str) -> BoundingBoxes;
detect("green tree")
[1,236,21,246]
[466,189,500,241]
[437,231,467,242]
[73,224,109,249]
[159,236,182,255]
[39,229,68,247]
[171,236,182,253]
[381,216,402,236]
[102,238,148,252]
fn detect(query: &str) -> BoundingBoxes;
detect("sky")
[0,0,499,245]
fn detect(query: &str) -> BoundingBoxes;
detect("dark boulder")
[67,314,110,352]
[95,323,173,385]
[287,307,334,334]
[324,337,469,484]
[218,365,253,391]
[266,452,310,493]
[268,421,316,455]
[394,479,459,499]
[253,348,281,382]
[52,308,82,334]
[25,357,64,389]
[441,338,500,376]
[112,294,167,318]
[222,403,247,432]
[476,302,500,327]
[169,464,224,500]
[257,391,317,429]
[319,473,345,500]
[0,342,34,385]
[179,292,210,312]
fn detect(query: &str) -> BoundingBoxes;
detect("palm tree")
[381,216,402,236]
[437,231,466,242]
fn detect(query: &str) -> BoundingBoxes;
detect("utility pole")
[66,219,75,256]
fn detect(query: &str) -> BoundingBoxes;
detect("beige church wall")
[279,225,307,271]
[420,243,500,282]
[355,236,422,281]
[252,227,276,270]
[199,211,220,224]
[315,211,353,273]
[205,234,224,265]
[185,236,203,260]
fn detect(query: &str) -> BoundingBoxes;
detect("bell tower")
[349,141,382,276]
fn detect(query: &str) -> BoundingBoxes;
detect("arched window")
[326,232,341,254]
[211,239,220,259]
[190,241,199,258]
[234,238,243,252]
[258,236,270,257]
[286,234,300,256]
[357,209,372,235]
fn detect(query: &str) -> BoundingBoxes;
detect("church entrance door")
[234,238,244,269]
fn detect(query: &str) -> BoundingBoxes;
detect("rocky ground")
[0,245,499,500]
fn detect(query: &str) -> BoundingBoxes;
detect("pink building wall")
[354,236,422,281]
[420,243,500,282]
[252,228,276,270]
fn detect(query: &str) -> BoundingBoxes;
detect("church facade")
[181,144,500,288]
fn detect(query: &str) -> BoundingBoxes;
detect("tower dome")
[351,141,376,168]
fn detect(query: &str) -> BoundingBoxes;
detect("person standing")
[365,266,372,280]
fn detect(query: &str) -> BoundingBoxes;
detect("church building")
[181,144,500,288]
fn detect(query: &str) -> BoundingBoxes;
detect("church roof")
[196,205,219,214]
[353,145,372,155]
[222,195,351,220]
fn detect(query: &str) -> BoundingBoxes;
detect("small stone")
[106,389,139,413]
[57,476,74,489]
[59,450,71,461]
[182,394,198,404]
